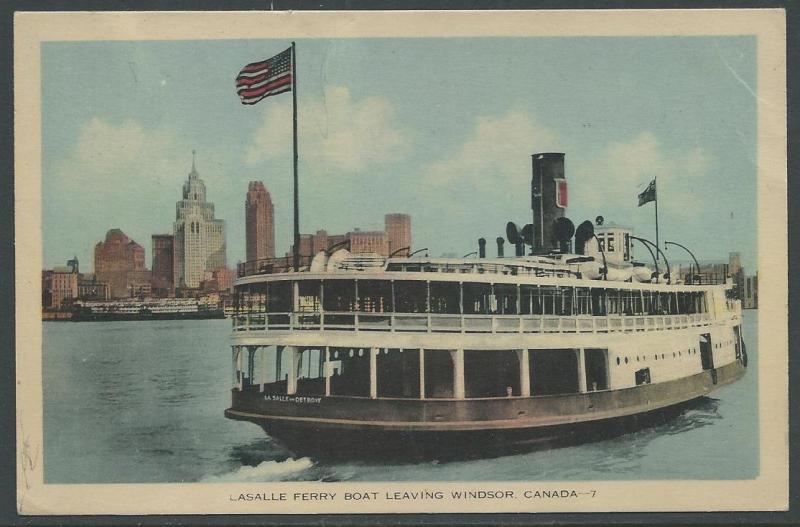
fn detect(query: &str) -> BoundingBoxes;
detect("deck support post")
[452,348,465,399]
[577,348,587,393]
[276,345,283,383]
[324,347,331,396]
[370,347,378,399]
[259,346,267,392]
[231,346,238,389]
[235,346,243,391]
[517,349,530,397]
[419,349,426,399]
[287,346,299,395]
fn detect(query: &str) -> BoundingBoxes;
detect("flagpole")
[291,41,300,271]
[654,176,659,255]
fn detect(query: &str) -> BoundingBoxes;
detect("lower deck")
[226,358,746,433]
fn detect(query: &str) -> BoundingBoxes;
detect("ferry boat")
[224,152,747,459]
[72,297,225,321]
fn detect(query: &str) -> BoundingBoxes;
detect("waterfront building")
[385,213,412,256]
[151,234,175,297]
[173,155,226,290]
[743,273,758,309]
[94,228,150,298]
[245,181,275,262]
[77,273,111,301]
[41,265,78,309]
[288,215,411,258]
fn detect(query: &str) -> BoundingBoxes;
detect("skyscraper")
[173,153,226,289]
[385,213,412,256]
[151,234,174,297]
[245,181,275,262]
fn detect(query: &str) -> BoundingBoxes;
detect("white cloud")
[246,86,411,173]
[46,118,198,265]
[571,131,715,221]
[422,108,561,194]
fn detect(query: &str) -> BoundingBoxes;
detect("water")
[43,313,759,483]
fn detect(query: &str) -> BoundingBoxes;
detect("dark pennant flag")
[638,179,656,206]
[236,47,292,105]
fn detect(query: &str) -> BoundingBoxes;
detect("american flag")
[236,47,292,105]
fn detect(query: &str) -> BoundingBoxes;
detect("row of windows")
[615,348,698,366]
[235,280,710,317]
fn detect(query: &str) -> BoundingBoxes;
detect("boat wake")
[202,457,314,482]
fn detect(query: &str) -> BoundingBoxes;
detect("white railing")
[233,311,713,335]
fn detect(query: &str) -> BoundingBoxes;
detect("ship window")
[624,233,631,261]
[297,280,321,312]
[424,350,454,398]
[556,287,573,316]
[267,281,292,313]
[624,357,628,364]
[635,368,651,385]
[323,279,357,312]
[377,348,420,398]
[394,280,427,313]
[430,282,460,314]
[520,285,539,315]
[597,235,605,251]
[576,287,591,315]
[463,282,492,315]
[465,350,520,397]
[607,236,615,252]
[494,284,518,314]
[529,349,580,395]
[540,286,557,315]
[357,280,391,312]
[616,357,621,365]
[584,348,608,391]
[590,288,607,316]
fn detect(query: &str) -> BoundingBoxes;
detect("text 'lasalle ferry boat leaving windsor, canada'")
[224,153,747,460]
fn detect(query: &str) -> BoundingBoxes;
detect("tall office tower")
[245,181,275,262]
[151,234,175,297]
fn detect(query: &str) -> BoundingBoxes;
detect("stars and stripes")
[638,179,656,206]
[236,47,292,105]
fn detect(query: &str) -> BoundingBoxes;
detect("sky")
[42,36,757,272]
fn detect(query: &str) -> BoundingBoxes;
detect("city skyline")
[42,37,757,271]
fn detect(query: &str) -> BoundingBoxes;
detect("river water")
[43,312,758,483]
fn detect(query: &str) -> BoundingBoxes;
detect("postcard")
[14,8,788,516]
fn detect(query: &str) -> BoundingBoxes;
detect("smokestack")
[496,237,505,258]
[531,153,567,254]
[478,238,486,258]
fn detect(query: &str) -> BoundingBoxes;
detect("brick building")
[94,228,151,298]
[151,234,175,297]
[245,181,275,262]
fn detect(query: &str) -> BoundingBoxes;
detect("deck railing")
[232,311,713,334]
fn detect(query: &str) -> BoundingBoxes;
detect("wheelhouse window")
[357,280,392,312]
[323,279,357,312]
[429,281,460,314]
[394,280,427,313]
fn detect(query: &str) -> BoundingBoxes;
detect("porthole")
[655,355,658,360]
[624,357,629,364]
[358,349,364,357]
[616,357,621,365]
[662,353,665,359]
[673,352,676,358]
[636,356,640,362]
[383,349,389,354]
[679,351,681,356]
[349,349,354,358]
[334,351,339,359]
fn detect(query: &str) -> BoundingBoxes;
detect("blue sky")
[42,36,757,272]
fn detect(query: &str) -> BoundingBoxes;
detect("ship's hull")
[225,358,746,460]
